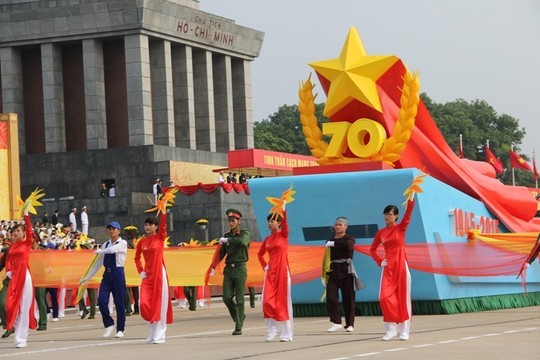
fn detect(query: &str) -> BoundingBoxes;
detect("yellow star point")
[309,27,398,117]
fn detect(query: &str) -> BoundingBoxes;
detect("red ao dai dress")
[257,211,293,342]
[134,213,173,344]
[370,200,414,339]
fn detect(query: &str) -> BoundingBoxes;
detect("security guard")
[210,209,250,335]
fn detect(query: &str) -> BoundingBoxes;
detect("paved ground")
[0,300,538,360]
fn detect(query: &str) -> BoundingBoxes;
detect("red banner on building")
[219,149,319,177]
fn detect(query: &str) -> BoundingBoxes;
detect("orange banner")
[19,243,323,288]
[1,232,534,289]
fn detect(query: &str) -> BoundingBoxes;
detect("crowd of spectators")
[218,172,263,184]
[0,216,96,253]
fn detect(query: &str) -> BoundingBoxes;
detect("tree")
[254,103,328,155]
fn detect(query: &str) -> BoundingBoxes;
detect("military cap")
[225,208,242,219]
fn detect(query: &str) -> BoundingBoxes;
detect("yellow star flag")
[309,27,398,117]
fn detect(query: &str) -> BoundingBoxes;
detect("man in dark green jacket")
[210,209,250,335]
[0,241,12,338]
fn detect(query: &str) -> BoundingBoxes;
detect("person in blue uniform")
[79,221,127,338]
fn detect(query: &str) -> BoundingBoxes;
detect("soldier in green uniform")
[209,209,250,335]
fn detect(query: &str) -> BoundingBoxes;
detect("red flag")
[533,152,539,183]
[509,150,533,171]
[457,139,465,159]
[484,146,503,174]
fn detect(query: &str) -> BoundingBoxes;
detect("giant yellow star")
[309,27,398,117]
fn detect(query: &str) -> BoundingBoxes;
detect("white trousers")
[14,269,33,347]
[146,266,168,342]
[382,263,412,337]
[263,270,293,341]
[58,286,66,317]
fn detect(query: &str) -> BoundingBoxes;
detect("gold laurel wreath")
[299,71,420,166]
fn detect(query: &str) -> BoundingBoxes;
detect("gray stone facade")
[0,0,264,243]
[23,145,260,243]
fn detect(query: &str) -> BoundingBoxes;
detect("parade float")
[247,27,540,315]
[8,27,540,316]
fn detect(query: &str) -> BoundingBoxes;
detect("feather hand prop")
[18,188,46,218]
[183,238,201,247]
[145,187,179,216]
[132,235,144,249]
[265,185,296,218]
[402,173,427,206]
[207,238,219,245]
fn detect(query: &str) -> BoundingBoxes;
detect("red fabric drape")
[169,182,250,196]
[371,61,540,232]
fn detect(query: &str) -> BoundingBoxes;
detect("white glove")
[209,268,215,277]
[140,271,147,279]
[94,248,104,254]
[264,265,269,271]
[381,259,388,267]
[6,271,12,279]
[326,241,335,247]
[525,263,530,268]
[219,237,229,244]
[282,200,286,211]
[321,278,326,288]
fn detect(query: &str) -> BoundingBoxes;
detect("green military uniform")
[0,246,12,337]
[184,286,197,311]
[216,209,250,335]
[124,227,139,315]
[79,288,97,319]
[79,241,97,319]
[34,287,48,330]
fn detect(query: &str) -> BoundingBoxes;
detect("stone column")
[41,43,66,153]
[124,34,153,146]
[172,45,196,150]
[150,40,175,147]
[192,49,215,152]
[213,54,234,152]
[232,59,254,149]
[0,47,25,152]
[83,39,107,150]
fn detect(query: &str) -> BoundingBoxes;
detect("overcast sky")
[201,0,540,157]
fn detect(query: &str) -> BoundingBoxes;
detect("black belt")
[106,266,124,272]
[226,262,246,268]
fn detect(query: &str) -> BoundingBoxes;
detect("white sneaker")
[15,342,27,348]
[145,337,153,343]
[152,339,166,344]
[197,300,205,308]
[52,318,59,322]
[102,325,115,337]
[280,337,292,342]
[383,330,398,341]
[399,333,409,341]
[345,326,354,332]
[115,331,124,338]
[327,323,342,332]
[265,332,278,342]
[177,299,187,309]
